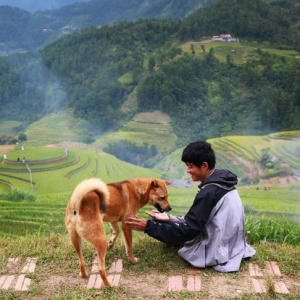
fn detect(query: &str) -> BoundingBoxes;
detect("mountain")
[0,0,210,53]
[0,0,90,12]
[0,0,299,154]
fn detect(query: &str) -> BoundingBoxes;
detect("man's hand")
[125,216,147,231]
[146,210,170,222]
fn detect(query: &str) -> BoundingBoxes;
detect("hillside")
[0,145,161,195]
[0,0,209,52]
[0,0,299,178]
[152,130,300,186]
[6,109,299,187]
[0,0,90,12]
[0,0,299,145]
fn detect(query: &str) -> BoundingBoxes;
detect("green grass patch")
[25,110,90,146]
[6,146,65,161]
[0,148,161,195]
[4,187,36,202]
[95,111,177,152]
[0,148,77,172]
[239,184,300,216]
[118,71,133,84]
[0,120,23,135]
[1,184,300,244]
[181,41,299,65]
[0,233,299,299]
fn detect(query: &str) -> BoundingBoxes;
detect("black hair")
[181,141,216,169]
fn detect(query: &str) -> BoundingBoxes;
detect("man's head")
[181,141,216,182]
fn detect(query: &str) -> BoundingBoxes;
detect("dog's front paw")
[129,256,140,264]
[80,271,88,278]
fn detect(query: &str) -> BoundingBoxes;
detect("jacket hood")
[199,169,238,189]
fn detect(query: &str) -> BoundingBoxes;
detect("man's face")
[185,162,207,182]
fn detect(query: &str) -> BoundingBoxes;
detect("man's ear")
[202,161,209,169]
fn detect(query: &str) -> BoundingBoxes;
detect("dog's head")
[148,179,172,213]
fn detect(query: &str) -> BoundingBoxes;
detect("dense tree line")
[0,54,49,122]
[103,141,158,167]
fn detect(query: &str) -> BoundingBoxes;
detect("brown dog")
[65,177,171,287]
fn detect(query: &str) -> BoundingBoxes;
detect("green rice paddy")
[0,116,300,244]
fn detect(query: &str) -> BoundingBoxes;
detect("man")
[125,140,255,272]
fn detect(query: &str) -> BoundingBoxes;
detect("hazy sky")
[0,0,90,12]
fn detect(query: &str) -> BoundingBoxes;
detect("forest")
[0,0,299,147]
[0,0,209,52]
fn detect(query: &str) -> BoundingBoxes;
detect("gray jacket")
[176,185,255,272]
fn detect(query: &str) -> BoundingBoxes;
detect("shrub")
[5,188,36,202]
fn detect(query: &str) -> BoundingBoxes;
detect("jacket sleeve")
[145,187,223,246]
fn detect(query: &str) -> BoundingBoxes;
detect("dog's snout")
[165,206,172,212]
[155,202,172,213]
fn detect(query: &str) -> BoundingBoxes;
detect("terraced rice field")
[0,145,163,237]
[0,146,161,194]
[94,110,177,152]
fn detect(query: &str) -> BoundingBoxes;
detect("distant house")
[212,34,238,42]
[220,34,232,41]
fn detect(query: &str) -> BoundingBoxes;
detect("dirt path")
[1,257,299,299]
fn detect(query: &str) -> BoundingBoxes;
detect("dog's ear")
[150,180,157,187]
[164,180,171,185]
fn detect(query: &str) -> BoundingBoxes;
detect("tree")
[18,133,27,142]
[148,57,155,72]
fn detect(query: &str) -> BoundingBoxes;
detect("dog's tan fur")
[65,177,171,287]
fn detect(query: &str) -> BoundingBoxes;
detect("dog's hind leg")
[80,216,112,287]
[96,241,112,287]
[108,222,119,248]
[85,233,112,287]
[121,223,139,264]
[69,230,89,278]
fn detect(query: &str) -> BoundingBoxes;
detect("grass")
[0,147,161,195]
[1,140,299,238]
[0,120,22,135]
[1,183,300,243]
[118,71,133,84]
[0,146,299,298]
[25,110,90,146]
[239,184,300,216]
[0,128,299,297]
[153,130,300,184]
[8,110,300,183]
[94,111,177,152]
[0,233,299,299]
[5,147,65,161]
[180,40,300,65]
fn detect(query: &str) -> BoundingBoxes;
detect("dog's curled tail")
[70,178,110,214]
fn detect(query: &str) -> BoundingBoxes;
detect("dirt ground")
[18,262,299,299]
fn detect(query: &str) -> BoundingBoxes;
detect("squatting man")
[125,140,255,272]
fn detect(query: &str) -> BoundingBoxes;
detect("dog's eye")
[160,196,166,200]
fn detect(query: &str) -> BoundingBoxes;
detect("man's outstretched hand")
[146,210,170,222]
[125,211,170,231]
[125,216,147,231]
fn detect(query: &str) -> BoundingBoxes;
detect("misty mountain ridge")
[0,0,210,53]
[0,0,90,12]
